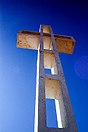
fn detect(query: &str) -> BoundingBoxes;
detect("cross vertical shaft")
[34,25,77,132]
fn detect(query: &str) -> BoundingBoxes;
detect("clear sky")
[0,0,88,132]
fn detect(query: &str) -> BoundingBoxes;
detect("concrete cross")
[17,25,77,132]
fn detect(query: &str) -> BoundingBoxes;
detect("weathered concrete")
[17,28,75,54]
[17,25,78,132]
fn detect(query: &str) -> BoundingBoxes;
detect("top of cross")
[17,25,75,54]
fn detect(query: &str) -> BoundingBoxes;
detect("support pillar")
[34,25,77,132]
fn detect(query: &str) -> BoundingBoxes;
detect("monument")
[17,25,77,132]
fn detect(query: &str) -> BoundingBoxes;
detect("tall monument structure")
[17,25,77,132]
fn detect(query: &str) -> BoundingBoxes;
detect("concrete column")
[50,26,77,131]
[34,25,46,132]
[34,25,77,132]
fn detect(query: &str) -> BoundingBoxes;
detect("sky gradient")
[1,0,88,132]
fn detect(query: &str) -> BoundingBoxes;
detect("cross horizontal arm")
[19,30,75,40]
[17,30,75,54]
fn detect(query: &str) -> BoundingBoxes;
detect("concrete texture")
[17,29,75,54]
[17,25,78,132]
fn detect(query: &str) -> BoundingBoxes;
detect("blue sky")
[0,0,88,132]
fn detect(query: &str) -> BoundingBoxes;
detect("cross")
[17,25,77,132]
